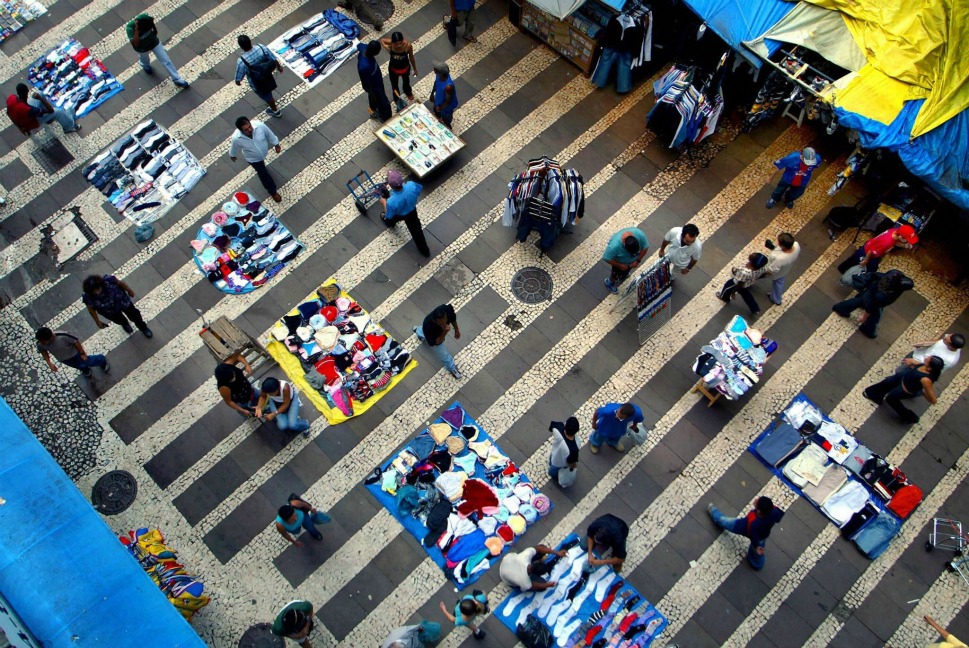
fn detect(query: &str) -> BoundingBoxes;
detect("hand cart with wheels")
[926,518,967,553]
[346,170,385,215]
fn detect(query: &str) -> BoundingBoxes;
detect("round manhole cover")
[91,470,137,515]
[511,267,553,304]
[239,624,285,648]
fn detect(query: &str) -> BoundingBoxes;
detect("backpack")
[887,484,923,519]
[517,614,554,648]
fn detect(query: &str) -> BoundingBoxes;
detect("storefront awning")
[681,0,796,67]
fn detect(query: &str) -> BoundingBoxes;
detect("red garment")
[314,356,341,382]
[790,161,810,187]
[887,484,922,519]
[365,333,388,352]
[863,229,899,259]
[6,95,38,132]
[456,479,499,518]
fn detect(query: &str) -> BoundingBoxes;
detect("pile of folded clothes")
[191,191,302,293]
[693,315,776,400]
[0,1,47,44]
[28,37,123,118]
[270,12,358,85]
[83,120,205,222]
[269,282,412,417]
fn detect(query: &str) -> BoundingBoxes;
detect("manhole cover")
[31,140,75,174]
[91,470,137,515]
[239,624,284,648]
[511,267,553,304]
[366,0,395,23]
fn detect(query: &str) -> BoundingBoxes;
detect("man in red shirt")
[837,224,918,274]
[6,83,80,135]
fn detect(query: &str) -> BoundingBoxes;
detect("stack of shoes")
[27,37,123,118]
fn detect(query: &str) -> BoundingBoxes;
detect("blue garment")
[452,0,475,12]
[851,511,900,559]
[592,403,643,444]
[754,422,803,466]
[275,509,319,536]
[356,43,382,93]
[710,506,783,570]
[773,152,821,186]
[433,75,459,117]
[454,591,487,627]
[235,45,277,92]
[447,529,487,564]
[591,48,632,94]
[385,181,423,219]
[61,353,108,375]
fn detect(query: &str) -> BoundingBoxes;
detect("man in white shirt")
[498,544,565,591]
[899,333,963,375]
[658,223,701,276]
[764,232,800,305]
[229,116,283,202]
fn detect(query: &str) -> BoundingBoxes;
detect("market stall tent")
[680,0,795,66]
[0,398,204,647]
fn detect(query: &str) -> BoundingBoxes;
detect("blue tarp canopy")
[681,0,796,66]
[0,398,205,647]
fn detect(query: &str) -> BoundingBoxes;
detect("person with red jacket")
[6,83,79,136]
[836,223,918,274]
[707,496,784,570]
[766,147,821,209]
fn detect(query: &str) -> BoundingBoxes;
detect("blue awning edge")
[681,0,796,67]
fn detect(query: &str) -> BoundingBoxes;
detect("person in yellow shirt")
[925,615,968,648]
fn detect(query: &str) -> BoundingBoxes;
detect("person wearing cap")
[763,232,800,305]
[414,303,462,378]
[717,252,770,316]
[586,513,629,572]
[357,40,392,121]
[271,599,315,647]
[430,62,459,128]
[380,169,431,257]
[707,496,784,570]
[833,268,915,339]
[766,147,821,209]
[658,223,701,276]
[898,333,963,376]
[836,224,918,275]
[590,402,643,454]
[444,0,477,43]
[215,352,260,417]
[602,226,649,293]
[229,116,283,203]
[548,417,579,482]
[381,32,418,102]
[255,377,310,436]
[499,544,566,591]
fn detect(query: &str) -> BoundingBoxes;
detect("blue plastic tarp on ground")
[0,398,204,647]
[681,0,795,66]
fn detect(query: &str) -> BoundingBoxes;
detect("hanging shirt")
[602,228,649,265]
[229,120,279,163]
[385,181,423,219]
[912,339,960,372]
[433,74,459,115]
[773,151,821,186]
[662,227,702,268]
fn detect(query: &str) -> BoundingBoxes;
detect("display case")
[519,0,616,74]
[374,104,465,178]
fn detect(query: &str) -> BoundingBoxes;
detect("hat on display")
[297,326,314,342]
[495,506,510,523]
[199,247,219,265]
[211,211,228,226]
[801,147,818,165]
[441,404,465,428]
[896,224,919,244]
[222,202,239,216]
[508,514,527,535]
[460,425,480,442]
[387,169,404,189]
[485,537,504,556]
[429,423,452,444]
[336,297,352,313]
[201,222,217,237]
[446,435,467,455]
[234,191,252,205]
[520,504,539,524]
[496,524,514,543]
[532,494,551,516]
[478,517,498,535]
[321,305,339,323]
[502,496,521,515]
[513,483,534,503]
[271,323,289,341]
[318,283,341,303]
[190,239,208,253]
[245,200,263,214]
[314,326,340,350]
[309,314,327,330]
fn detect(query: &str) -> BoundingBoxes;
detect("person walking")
[271,600,316,647]
[274,496,330,546]
[836,224,918,275]
[235,35,284,118]
[382,624,430,648]
[602,226,649,293]
[864,356,942,424]
[832,269,914,339]
[414,304,462,378]
[357,40,392,122]
[337,0,383,31]
[82,274,153,338]
[229,116,282,203]
[439,590,488,640]
[658,223,701,276]
[379,169,430,257]
[586,513,629,572]
[125,13,190,88]
[706,496,784,570]
[499,544,565,591]
[255,377,310,436]
[898,333,963,375]
[590,402,643,454]
[215,352,260,417]
[766,147,820,209]
[764,232,800,305]
[717,252,769,316]
[6,83,80,135]
[445,0,477,43]
[36,327,109,377]
[548,417,579,484]
[381,32,418,103]
[430,62,459,128]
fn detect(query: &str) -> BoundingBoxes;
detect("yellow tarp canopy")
[803,0,967,136]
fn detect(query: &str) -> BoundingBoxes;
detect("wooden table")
[691,379,723,407]
[199,315,271,370]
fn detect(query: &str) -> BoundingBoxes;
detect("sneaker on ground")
[765,199,776,208]
[266,107,282,118]
[174,80,190,89]
[451,369,463,379]
[604,278,618,294]
[141,327,154,338]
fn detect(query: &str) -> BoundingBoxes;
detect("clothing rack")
[502,156,585,251]
[646,51,728,150]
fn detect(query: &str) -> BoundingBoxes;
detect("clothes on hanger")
[590,11,652,93]
[501,156,585,251]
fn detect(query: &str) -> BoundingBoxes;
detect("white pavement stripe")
[889,570,969,648]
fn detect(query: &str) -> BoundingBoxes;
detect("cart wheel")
[354,200,367,214]
[947,561,957,573]
[925,541,934,552]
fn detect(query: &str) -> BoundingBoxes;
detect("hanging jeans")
[61,353,108,376]
[249,160,278,196]
[591,48,632,94]
[770,181,807,206]
[709,506,766,570]
[384,208,430,257]
[138,44,187,84]
[864,374,922,423]
[415,325,457,374]
[718,279,761,315]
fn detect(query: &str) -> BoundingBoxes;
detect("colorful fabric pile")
[0,1,46,43]
[693,315,776,400]
[119,528,210,622]
[28,37,123,118]
[191,190,302,294]
[366,402,553,588]
[269,12,359,86]
[266,280,416,423]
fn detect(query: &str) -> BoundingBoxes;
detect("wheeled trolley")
[926,518,967,553]
[346,170,385,215]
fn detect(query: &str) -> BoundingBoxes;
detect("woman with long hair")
[863,355,943,424]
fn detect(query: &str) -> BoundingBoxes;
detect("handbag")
[557,466,577,488]
[840,264,867,289]
[623,424,648,446]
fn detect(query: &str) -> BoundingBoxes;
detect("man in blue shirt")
[445,0,477,42]
[430,62,459,128]
[358,40,392,122]
[590,402,643,453]
[235,35,283,118]
[766,146,821,209]
[602,227,649,293]
[380,169,431,257]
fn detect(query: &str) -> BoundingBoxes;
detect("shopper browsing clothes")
[214,353,260,417]
[658,224,701,276]
[590,402,643,454]
[864,355,942,424]
[380,169,431,257]
[439,590,488,640]
[125,13,190,88]
[82,274,153,338]
[832,269,914,339]
[271,599,316,647]
[499,544,566,591]
[255,377,310,436]
[381,32,418,103]
[764,232,800,305]
[357,40,392,122]
[6,83,80,135]
[586,513,629,572]
[430,62,459,128]
[766,147,821,209]
[707,496,784,570]
[235,34,284,118]
[898,333,963,375]
[836,224,918,275]
[229,117,283,203]
[36,327,109,377]
[602,226,649,293]
[414,304,463,378]
[716,252,769,316]
[548,417,580,484]
[274,496,331,546]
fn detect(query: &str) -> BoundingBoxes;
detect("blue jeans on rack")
[591,48,632,94]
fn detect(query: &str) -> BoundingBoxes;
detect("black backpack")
[517,614,554,648]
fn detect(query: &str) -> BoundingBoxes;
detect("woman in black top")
[863,355,942,423]
[215,352,260,416]
[381,32,418,101]
[833,269,914,338]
